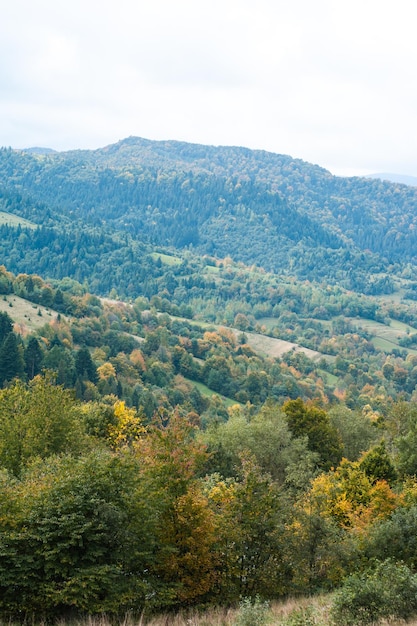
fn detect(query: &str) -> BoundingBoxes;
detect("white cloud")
[1,0,417,175]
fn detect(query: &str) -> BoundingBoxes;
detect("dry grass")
[0,210,37,229]
[5,597,417,626]
[240,330,323,362]
[0,294,68,336]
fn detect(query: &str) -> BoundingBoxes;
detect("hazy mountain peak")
[21,147,57,155]
[367,172,417,187]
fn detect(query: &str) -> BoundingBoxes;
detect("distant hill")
[22,147,57,155]
[1,137,417,295]
[367,172,417,186]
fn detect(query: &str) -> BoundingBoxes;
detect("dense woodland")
[1,138,417,293]
[0,263,417,621]
[2,139,417,622]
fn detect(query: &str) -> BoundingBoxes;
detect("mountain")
[21,147,57,155]
[367,172,417,186]
[1,137,417,296]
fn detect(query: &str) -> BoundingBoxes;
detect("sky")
[1,0,417,177]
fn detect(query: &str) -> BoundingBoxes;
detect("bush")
[234,596,271,626]
[331,559,417,626]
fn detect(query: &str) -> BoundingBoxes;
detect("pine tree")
[75,347,98,384]
[0,333,25,386]
[24,337,44,380]
[0,312,13,346]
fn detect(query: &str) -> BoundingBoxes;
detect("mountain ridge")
[1,137,417,296]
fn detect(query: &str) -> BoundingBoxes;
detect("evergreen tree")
[0,333,25,386]
[75,347,98,384]
[24,337,44,380]
[0,311,13,345]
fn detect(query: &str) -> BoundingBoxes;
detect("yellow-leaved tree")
[107,400,145,449]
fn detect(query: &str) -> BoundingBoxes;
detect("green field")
[317,368,339,386]
[204,264,221,274]
[150,252,182,266]
[348,316,417,355]
[187,379,239,408]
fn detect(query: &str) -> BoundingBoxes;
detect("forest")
[0,261,417,623]
[1,137,417,294]
[2,138,417,623]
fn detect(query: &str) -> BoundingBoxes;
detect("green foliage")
[0,310,13,343]
[283,399,343,470]
[203,403,317,486]
[328,406,378,461]
[24,336,44,379]
[331,559,417,626]
[211,457,291,601]
[8,137,417,618]
[3,138,417,311]
[0,451,151,619]
[0,374,86,475]
[358,440,397,485]
[365,505,417,569]
[75,346,98,384]
[0,331,25,385]
[234,596,271,626]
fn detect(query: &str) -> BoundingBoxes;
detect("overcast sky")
[1,0,416,176]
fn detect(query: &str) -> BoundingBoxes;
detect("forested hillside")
[2,265,417,622]
[3,138,417,622]
[1,137,417,293]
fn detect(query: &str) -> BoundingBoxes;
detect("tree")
[208,456,291,601]
[43,345,75,387]
[24,336,44,380]
[359,440,397,485]
[134,412,217,606]
[329,405,378,461]
[0,311,13,345]
[0,374,86,475]
[107,400,145,450]
[75,346,98,384]
[283,398,343,470]
[202,403,317,486]
[0,451,152,618]
[308,458,398,533]
[0,332,24,386]
[331,560,417,626]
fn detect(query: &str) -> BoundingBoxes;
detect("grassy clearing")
[349,316,417,341]
[348,316,417,355]
[150,252,182,266]
[0,210,37,229]
[317,368,339,386]
[186,379,239,408]
[0,295,65,335]
[240,330,324,362]
[255,316,279,331]
[170,315,325,362]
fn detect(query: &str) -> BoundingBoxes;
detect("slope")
[1,138,417,293]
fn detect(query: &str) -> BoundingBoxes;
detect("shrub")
[234,596,271,626]
[331,559,417,626]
